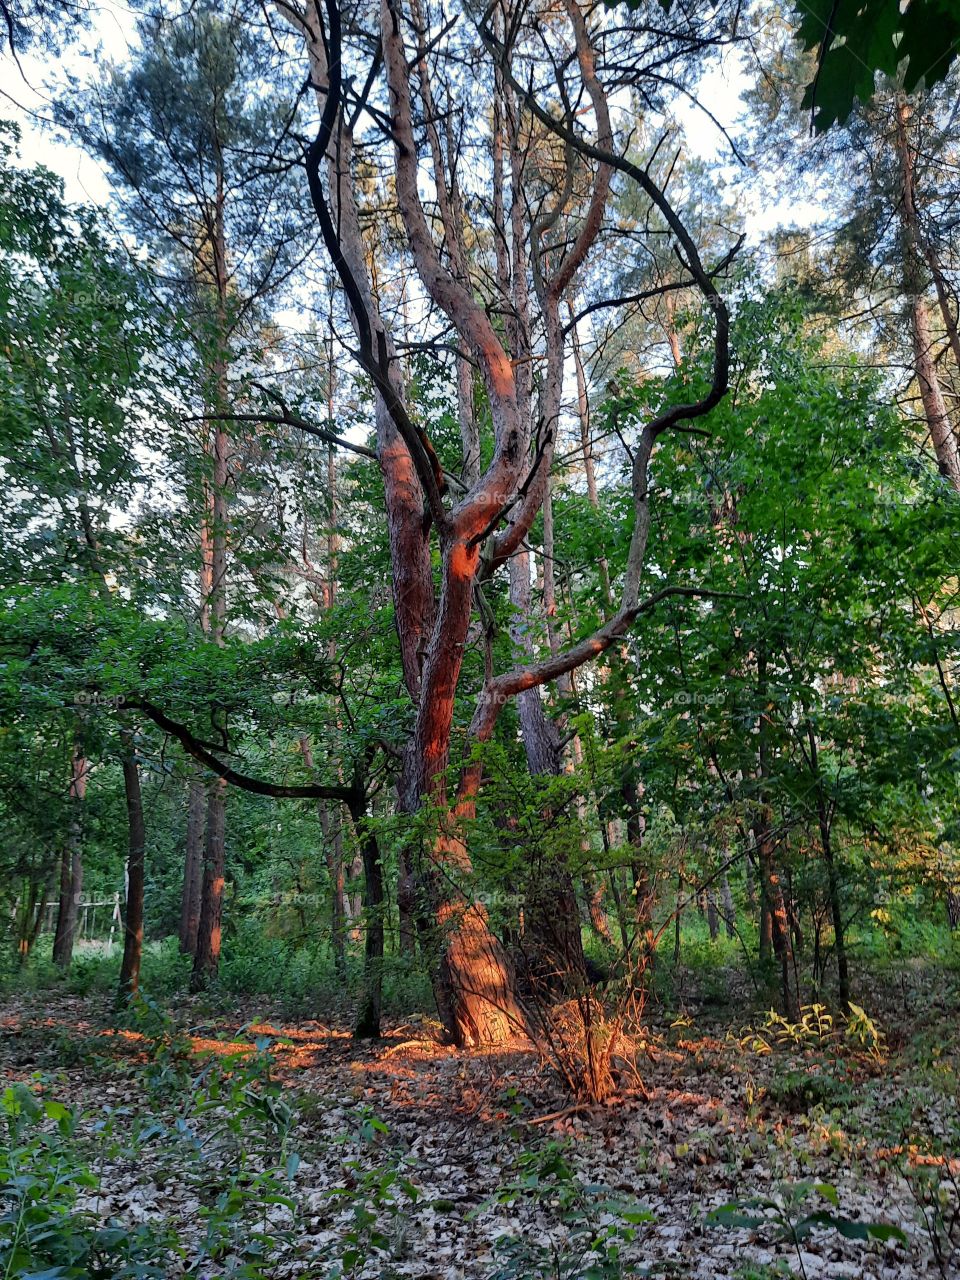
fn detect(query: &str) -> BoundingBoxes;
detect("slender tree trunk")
[755,814,798,1017]
[18,871,52,963]
[53,746,87,968]
[179,776,205,955]
[118,749,146,999]
[706,888,719,941]
[569,302,614,608]
[756,649,798,1018]
[349,788,385,1038]
[319,802,347,977]
[191,778,226,991]
[744,842,756,908]
[721,871,736,939]
[817,790,850,1011]
[895,98,960,491]
[397,843,417,956]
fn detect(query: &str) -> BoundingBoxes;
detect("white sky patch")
[3,9,829,244]
[675,51,825,241]
[0,0,136,203]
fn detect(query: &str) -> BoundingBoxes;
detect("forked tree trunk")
[399,557,529,1047]
[18,872,52,963]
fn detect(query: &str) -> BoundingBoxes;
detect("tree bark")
[721,871,736,939]
[319,801,347,977]
[810,740,850,1011]
[118,750,146,999]
[349,789,385,1038]
[191,778,226,991]
[192,147,231,986]
[52,746,87,968]
[895,97,960,491]
[755,649,798,1018]
[706,887,719,941]
[179,776,205,954]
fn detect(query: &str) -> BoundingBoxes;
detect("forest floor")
[1,964,958,1279]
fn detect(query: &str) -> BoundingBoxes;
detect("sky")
[0,3,824,245]
[0,0,136,204]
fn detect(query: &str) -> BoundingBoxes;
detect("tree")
[275,0,738,1045]
[0,125,167,991]
[70,0,315,988]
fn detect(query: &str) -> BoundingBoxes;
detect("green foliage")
[708,1180,907,1277]
[0,1082,173,1277]
[315,1111,419,1278]
[479,1141,653,1279]
[793,0,960,130]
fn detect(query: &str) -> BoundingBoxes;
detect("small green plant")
[478,1140,653,1279]
[311,1110,419,1278]
[0,1081,174,1278]
[843,1001,885,1059]
[891,1130,960,1279]
[765,1064,853,1113]
[734,1264,793,1280]
[708,1180,906,1280]
[192,1164,299,1278]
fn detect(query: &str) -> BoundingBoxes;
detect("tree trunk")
[755,647,798,1018]
[895,98,960,491]
[721,871,736,939]
[18,872,52,963]
[397,842,417,956]
[349,791,385,1038]
[510,546,587,989]
[179,776,205,954]
[319,801,347,977]
[52,747,87,968]
[190,779,226,991]
[706,888,719,941]
[118,748,146,999]
[755,815,798,1018]
[818,795,850,1011]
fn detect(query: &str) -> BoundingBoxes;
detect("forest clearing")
[1,0,960,1274]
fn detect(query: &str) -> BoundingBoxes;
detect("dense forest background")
[1,0,959,1275]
